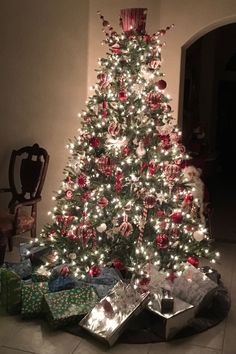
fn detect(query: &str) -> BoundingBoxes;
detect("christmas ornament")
[89,265,101,277]
[65,189,73,200]
[149,59,161,70]
[77,174,87,188]
[147,92,161,110]
[118,88,128,101]
[112,258,125,270]
[122,146,130,156]
[144,194,156,208]
[156,79,167,90]
[159,134,171,150]
[108,121,121,136]
[97,155,114,175]
[90,137,100,148]
[187,256,199,268]
[120,8,147,34]
[59,265,70,276]
[97,73,111,89]
[96,223,107,233]
[111,43,122,54]
[136,141,146,157]
[97,196,109,209]
[155,234,169,249]
[193,230,204,242]
[171,212,183,224]
[183,193,193,206]
[163,104,172,113]
[69,253,77,260]
[115,170,123,193]
[119,220,133,237]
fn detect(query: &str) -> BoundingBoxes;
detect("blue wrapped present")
[4,259,32,279]
[86,267,122,299]
[48,275,76,293]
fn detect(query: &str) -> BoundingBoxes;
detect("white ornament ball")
[96,223,107,233]
[193,230,204,242]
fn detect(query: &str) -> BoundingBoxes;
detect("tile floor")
[0,240,235,354]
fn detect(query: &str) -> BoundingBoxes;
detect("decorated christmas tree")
[34,8,219,282]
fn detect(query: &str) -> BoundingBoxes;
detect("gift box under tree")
[147,291,195,340]
[0,268,21,315]
[21,281,49,318]
[44,286,99,328]
[79,280,150,346]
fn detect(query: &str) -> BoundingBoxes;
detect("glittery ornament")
[112,258,125,270]
[183,193,193,206]
[163,104,172,113]
[171,212,183,224]
[187,256,199,268]
[144,194,156,208]
[97,196,109,208]
[89,265,101,277]
[90,137,100,148]
[97,73,111,89]
[119,221,133,237]
[77,174,87,188]
[155,234,169,249]
[122,146,130,156]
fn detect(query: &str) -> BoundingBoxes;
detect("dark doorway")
[182,23,236,242]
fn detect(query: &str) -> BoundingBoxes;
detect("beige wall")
[0,0,89,231]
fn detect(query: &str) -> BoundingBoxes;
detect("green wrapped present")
[21,281,49,318]
[0,268,21,314]
[44,286,99,328]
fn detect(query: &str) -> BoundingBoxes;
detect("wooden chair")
[0,143,49,264]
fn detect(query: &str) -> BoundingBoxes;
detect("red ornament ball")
[144,194,156,209]
[156,79,167,90]
[90,137,100,148]
[155,233,169,249]
[171,212,183,224]
[118,89,128,101]
[187,256,199,268]
[112,258,125,270]
[122,146,130,156]
[89,265,101,277]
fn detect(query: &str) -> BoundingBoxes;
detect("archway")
[179,21,236,242]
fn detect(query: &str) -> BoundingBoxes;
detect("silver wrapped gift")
[79,280,150,346]
[148,293,195,340]
[172,264,218,312]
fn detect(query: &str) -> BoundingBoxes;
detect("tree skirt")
[66,272,231,344]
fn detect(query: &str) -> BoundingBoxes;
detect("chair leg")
[8,237,13,252]
[0,244,7,265]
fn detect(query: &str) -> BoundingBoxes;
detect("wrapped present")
[4,259,32,279]
[44,286,99,328]
[20,242,51,266]
[148,293,195,340]
[49,275,76,292]
[87,267,122,299]
[79,280,150,346]
[21,281,49,318]
[0,268,21,314]
[172,264,218,312]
